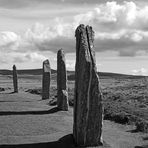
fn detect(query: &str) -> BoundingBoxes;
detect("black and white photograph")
[0,0,148,147]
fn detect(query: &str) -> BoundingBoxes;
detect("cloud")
[119,49,136,57]
[1,0,148,9]
[1,1,148,58]
[0,31,20,51]
[25,52,47,61]
[66,60,75,70]
[24,21,75,52]
[74,1,148,39]
[0,52,46,64]
[73,1,148,56]
[132,68,148,76]
[0,0,98,9]
[0,0,29,9]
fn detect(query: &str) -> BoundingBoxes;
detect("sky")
[0,0,148,75]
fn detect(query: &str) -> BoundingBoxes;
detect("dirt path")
[0,91,147,148]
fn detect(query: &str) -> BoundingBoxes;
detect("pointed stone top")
[58,48,64,53]
[43,59,50,73]
[75,24,85,36]
[58,49,65,56]
[75,24,94,39]
[43,59,50,65]
[13,65,16,70]
[76,24,92,29]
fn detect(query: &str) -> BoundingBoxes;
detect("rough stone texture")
[42,59,51,100]
[13,65,18,93]
[57,49,69,111]
[73,24,103,147]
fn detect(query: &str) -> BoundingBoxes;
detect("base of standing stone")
[57,49,69,111]
[73,139,110,148]
[42,72,50,100]
[57,90,69,111]
[13,90,18,93]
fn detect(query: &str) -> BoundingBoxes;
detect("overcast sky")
[0,0,148,75]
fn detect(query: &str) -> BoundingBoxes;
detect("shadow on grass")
[0,134,78,148]
[126,129,139,133]
[0,100,34,103]
[0,134,110,148]
[8,91,18,94]
[0,91,17,95]
[0,107,60,116]
[143,137,148,140]
[135,145,148,148]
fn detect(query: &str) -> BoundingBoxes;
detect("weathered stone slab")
[42,59,51,99]
[57,49,69,111]
[13,65,18,93]
[73,24,103,147]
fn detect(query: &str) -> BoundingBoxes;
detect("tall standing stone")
[42,59,51,100]
[13,65,18,93]
[73,24,103,147]
[57,49,69,111]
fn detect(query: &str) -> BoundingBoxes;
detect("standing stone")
[13,65,18,93]
[73,24,103,147]
[57,49,69,111]
[42,59,51,99]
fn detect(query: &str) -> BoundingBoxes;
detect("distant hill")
[67,71,146,80]
[98,72,146,79]
[0,69,146,80]
[0,69,56,75]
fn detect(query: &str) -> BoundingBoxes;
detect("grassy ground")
[0,74,148,147]
[13,74,148,133]
[101,76,148,132]
[0,91,147,148]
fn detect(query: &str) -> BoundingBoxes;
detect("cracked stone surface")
[42,59,51,100]
[73,24,103,147]
[57,49,69,111]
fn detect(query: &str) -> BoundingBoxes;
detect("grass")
[25,75,148,133]
[101,76,148,132]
